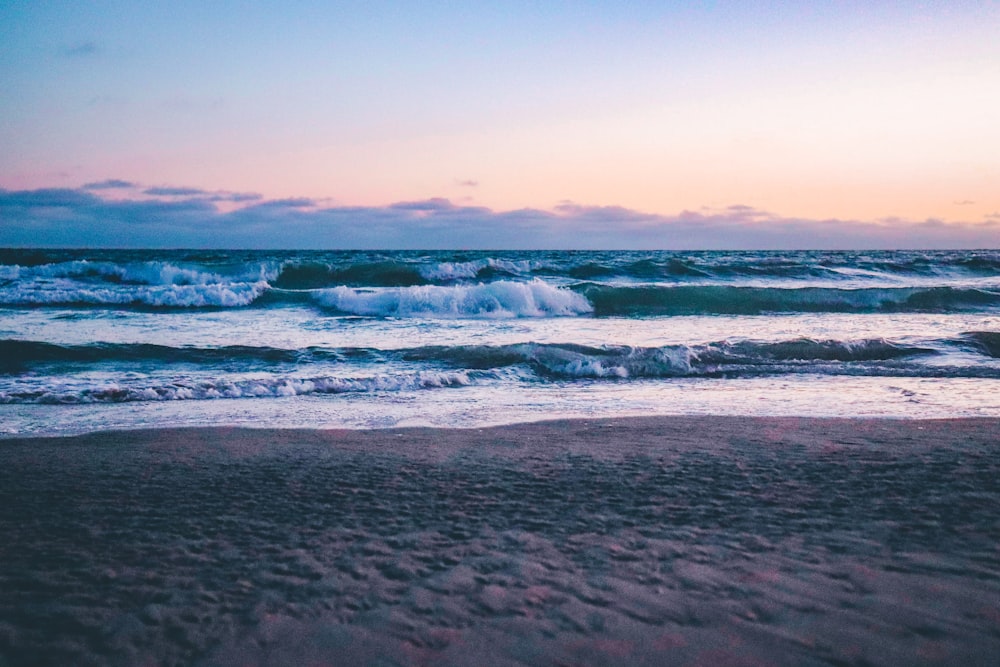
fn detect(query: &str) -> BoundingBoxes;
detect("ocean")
[1,248,999,436]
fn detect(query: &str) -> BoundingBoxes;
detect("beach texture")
[1,417,998,666]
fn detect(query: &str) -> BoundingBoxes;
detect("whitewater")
[1,249,999,435]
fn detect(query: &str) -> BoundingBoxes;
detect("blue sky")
[2,1,998,248]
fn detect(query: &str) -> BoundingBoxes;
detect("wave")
[1,336,947,376]
[3,335,994,404]
[964,331,1000,358]
[270,257,542,288]
[3,249,1000,316]
[407,342,694,378]
[404,338,939,378]
[0,370,480,404]
[3,249,1000,285]
[273,260,428,289]
[313,280,593,318]
[0,258,277,286]
[418,257,542,282]
[3,280,999,317]
[0,281,270,308]
[579,284,1000,316]
[0,340,351,373]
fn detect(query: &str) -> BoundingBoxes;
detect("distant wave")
[579,284,1000,316]
[3,249,1000,316]
[0,258,277,285]
[0,281,270,308]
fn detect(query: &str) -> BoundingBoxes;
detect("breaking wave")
[0,370,481,404]
[313,280,593,318]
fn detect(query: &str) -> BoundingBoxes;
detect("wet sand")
[1,416,998,666]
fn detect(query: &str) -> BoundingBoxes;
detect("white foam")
[313,280,593,318]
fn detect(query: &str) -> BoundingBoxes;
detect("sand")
[1,416,998,666]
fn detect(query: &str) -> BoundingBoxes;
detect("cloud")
[217,192,263,203]
[954,200,976,206]
[142,185,262,202]
[455,179,479,188]
[244,197,315,209]
[390,198,457,213]
[62,42,100,58]
[1,185,998,250]
[82,179,136,190]
[143,186,207,196]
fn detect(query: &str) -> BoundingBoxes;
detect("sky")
[1,0,998,249]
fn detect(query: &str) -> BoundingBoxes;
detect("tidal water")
[2,249,999,435]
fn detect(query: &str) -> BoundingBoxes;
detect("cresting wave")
[313,280,593,318]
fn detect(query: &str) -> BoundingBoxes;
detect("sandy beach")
[1,416,998,666]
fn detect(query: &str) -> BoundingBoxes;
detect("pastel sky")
[1,1,998,248]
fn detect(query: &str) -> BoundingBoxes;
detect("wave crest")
[314,280,593,318]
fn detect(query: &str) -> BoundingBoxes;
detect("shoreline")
[2,416,998,665]
[5,412,1000,443]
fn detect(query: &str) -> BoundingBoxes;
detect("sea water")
[1,249,999,435]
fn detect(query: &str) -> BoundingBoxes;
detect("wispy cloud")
[62,41,100,58]
[82,179,136,190]
[1,185,997,250]
[143,186,207,196]
[455,179,479,188]
[389,198,457,213]
[140,185,262,202]
[244,197,315,209]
